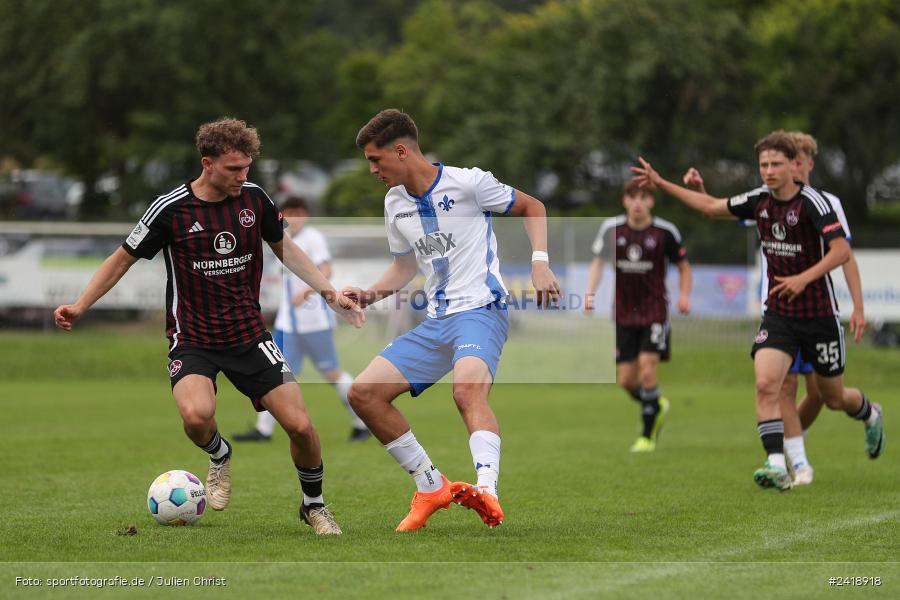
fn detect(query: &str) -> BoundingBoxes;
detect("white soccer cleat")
[792,465,814,486]
[206,455,232,511]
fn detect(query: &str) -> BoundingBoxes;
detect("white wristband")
[531,250,549,263]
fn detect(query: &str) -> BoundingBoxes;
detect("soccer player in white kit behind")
[344,109,561,531]
[233,197,369,443]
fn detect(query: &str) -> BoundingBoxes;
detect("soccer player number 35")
[815,341,839,367]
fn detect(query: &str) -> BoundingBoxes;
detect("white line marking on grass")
[531,509,900,600]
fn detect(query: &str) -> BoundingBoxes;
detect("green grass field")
[1,320,898,599]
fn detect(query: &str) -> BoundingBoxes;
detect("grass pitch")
[1,321,898,599]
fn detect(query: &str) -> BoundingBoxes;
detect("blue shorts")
[380,305,509,397]
[275,329,340,376]
[790,350,814,375]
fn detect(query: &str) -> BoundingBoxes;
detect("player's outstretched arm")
[342,252,419,309]
[676,259,692,314]
[54,246,139,331]
[842,253,866,342]
[583,257,604,315]
[631,157,731,218]
[770,237,851,302]
[506,190,560,308]
[269,237,364,328]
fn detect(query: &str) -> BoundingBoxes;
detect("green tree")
[749,0,900,224]
[323,163,386,217]
[446,0,752,209]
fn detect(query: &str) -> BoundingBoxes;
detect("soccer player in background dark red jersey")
[54,118,363,534]
[631,131,883,492]
[584,180,692,453]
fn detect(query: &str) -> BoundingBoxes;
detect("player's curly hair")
[754,130,797,160]
[195,118,261,158]
[356,109,418,149]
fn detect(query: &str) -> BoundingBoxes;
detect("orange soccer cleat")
[450,482,504,527]
[395,476,453,531]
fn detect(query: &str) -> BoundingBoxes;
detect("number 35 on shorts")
[815,341,840,367]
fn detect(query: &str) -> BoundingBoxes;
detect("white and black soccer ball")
[147,470,206,526]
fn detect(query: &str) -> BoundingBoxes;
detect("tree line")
[2,0,898,242]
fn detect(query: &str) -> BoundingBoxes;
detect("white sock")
[385,431,443,493]
[335,372,366,429]
[211,438,230,461]
[768,452,787,471]
[784,436,809,469]
[201,431,231,461]
[469,430,501,498]
[303,494,324,506]
[256,410,277,436]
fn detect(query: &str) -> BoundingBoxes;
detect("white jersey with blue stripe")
[384,164,516,318]
[274,225,335,333]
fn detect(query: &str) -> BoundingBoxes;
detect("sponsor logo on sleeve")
[126,221,149,249]
[822,222,843,234]
[729,193,749,207]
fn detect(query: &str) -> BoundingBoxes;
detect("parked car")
[0,170,82,219]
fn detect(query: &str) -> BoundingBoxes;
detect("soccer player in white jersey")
[343,109,560,531]
[681,131,867,486]
[234,197,369,444]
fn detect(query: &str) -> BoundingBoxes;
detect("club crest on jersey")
[214,232,236,255]
[771,222,787,241]
[239,209,256,227]
[786,210,799,227]
[438,195,455,212]
[617,236,627,246]
[414,232,456,257]
[644,236,657,249]
[168,360,183,378]
[755,329,768,344]
[626,244,643,262]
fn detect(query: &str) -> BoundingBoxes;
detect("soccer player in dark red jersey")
[681,131,868,487]
[53,118,363,533]
[631,131,883,491]
[584,180,692,452]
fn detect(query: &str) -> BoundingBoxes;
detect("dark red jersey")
[593,216,687,326]
[727,184,845,318]
[122,181,285,349]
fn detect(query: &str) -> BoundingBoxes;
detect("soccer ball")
[147,470,206,526]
